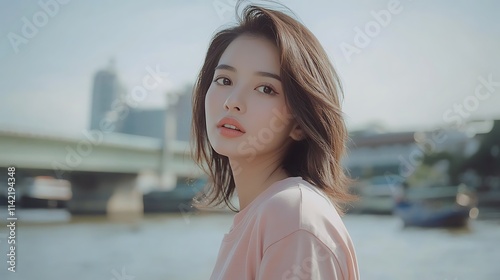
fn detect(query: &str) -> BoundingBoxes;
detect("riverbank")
[0,209,498,279]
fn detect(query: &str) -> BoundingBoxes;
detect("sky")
[1,0,499,136]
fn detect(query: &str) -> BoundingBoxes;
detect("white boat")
[22,176,72,208]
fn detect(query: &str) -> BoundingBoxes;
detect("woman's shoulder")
[256,177,349,247]
[260,177,336,218]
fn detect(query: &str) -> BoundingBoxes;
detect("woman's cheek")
[205,90,219,117]
[206,87,226,110]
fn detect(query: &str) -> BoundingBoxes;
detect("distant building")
[174,87,193,142]
[89,61,193,141]
[89,59,126,132]
[344,126,478,182]
[120,108,166,140]
[119,85,193,141]
[344,130,418,179]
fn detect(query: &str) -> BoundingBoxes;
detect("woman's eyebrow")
[215,64,281,82]
[215,64,236,72]
[256,71,281,82]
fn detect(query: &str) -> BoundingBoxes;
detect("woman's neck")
[230,156,289,210]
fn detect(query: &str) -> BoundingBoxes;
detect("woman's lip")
[218,127,245,138]
[217,117,245,133]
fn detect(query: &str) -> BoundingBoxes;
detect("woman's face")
[205,35,300,162]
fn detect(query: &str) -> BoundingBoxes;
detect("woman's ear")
[289,124,306,141]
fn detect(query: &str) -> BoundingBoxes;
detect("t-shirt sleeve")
[257,229,351,280]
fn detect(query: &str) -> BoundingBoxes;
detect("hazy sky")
[1,0,499,135]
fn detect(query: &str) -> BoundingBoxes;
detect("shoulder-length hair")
[191,2,355,214]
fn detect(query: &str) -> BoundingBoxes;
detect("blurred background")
[0,0,499,279]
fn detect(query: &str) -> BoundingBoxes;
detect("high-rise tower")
[89,59,125,131]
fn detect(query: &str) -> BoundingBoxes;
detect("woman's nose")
[223,88,245,113]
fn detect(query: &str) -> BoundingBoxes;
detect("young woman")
[191,2,360,279]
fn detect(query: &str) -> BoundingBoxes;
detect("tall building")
[174,85,194,142]
[89,59,126,132]
[89,60,193,141]
[120,108,166,140]
[119,85,193,141]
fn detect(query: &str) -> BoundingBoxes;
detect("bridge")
[0,128,205,215]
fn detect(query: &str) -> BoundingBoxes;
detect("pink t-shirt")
[209,176,360,280]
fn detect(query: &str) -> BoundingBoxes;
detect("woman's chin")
[212,145,248,161]
[211,145,235,158]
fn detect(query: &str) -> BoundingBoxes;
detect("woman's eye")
[256,85,277,95]
[214,77,231,86]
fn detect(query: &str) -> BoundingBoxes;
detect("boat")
[348,175,396,214]
[475,188,500,219]
[142,178,207,213]
[393,184,477,228]
[21,176,72,209]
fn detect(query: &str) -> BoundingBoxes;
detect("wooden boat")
[393,185,476,228]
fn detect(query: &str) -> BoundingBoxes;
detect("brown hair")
[191,1,356,214]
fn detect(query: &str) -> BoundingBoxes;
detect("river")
[0,209,499,280]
